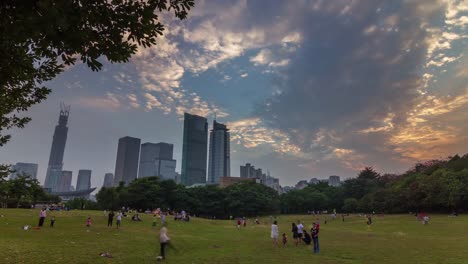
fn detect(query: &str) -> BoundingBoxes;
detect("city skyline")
[1,0,466,188]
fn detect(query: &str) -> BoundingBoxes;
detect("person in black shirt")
[108,211,115,227]
[311,223,320,253]
[292,223,299,246]
[302,229,311,245]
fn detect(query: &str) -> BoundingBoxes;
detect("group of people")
[271,220,321,253]
[107,211,123,228]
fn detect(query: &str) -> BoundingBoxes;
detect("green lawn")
[0,209,467,264]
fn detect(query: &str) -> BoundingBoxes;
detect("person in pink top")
[38,208,46,227]
[86,217,92,228]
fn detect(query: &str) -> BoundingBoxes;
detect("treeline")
[96,177,280,218]
[281,154,468,214]
[0,166,60,208]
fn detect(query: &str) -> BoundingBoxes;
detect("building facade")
[103,173,114,187]
[240,163,263,178]
[9,162,38,180]
[58,171,72,192]
[114,136,141,186]
[328,175,341,187]
[76,170,91,191]
[181,113,208,186]
[208,121,230,184]
[139,142,176,180]
[44,104,70,191]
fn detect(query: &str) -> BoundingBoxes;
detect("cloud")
[75,93,122,111]
[253,0,467,174]
[240,73,248,78]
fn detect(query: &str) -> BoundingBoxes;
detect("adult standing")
[292,223,299,246]
[297,221,304,244]
[108,211,115,227]
[38,207,46,227]
[116,211,123,229]
[271,221,279,246]
[311,223,320,253]
[158,226,170,260]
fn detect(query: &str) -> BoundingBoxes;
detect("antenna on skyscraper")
[60,102,71,116]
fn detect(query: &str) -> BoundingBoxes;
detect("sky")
[1,0,467,189]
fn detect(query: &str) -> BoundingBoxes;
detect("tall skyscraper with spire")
[44,103,70,191]
[181,113,208,186]
[208,120,230,184]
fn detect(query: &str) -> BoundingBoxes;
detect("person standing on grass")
[271,221,279,246]
[158,226,170,261]
[116,211,123,229]
[282,233,288,246]
[108,211,115,227]
[50,216,55,227]
[311,223,320,253]
[86,217,92,228]
[38,207,46,227]
[292,223,299,246]
[297,221,304,244]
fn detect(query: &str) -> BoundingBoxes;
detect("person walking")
[38,207,46,227]
[311,223,320,253]
[271,221,279,246]
[158,226,170,261]
[108,211,115,227]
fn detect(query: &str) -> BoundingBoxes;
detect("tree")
[0,0,194,146]
[342,198,358,213]
[96,187,120,211]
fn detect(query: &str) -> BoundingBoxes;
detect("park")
[1,209,467,264]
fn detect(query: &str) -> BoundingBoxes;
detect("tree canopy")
[0,0,194,146]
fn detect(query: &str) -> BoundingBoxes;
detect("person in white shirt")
[158,227,170,260]
[297,221,304,244]
[271,221,279,246]
[116,212,123,228]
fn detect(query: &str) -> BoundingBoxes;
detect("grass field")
[0,209,467,264]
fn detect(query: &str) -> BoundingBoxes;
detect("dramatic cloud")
[254,0,467,174]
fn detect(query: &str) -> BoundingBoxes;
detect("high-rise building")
[114,136,141,186]
[44,103,70,191]
[139,142,176,180]
[240,163,262,178]
[181,113,208,186]
[9,162,38,180]
[328,175,341,187]
[58,171,72,192]
[76,170,91,191]
[103,173,114,187]
[208,120,230,184]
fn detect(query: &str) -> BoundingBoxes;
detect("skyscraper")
[44,103,70,191]
[181,113,208,186]
[9,162,38,180]
[139,142,176,180]
[208,120,230,184]
[103,173,114,187]
[114,136,141,186]
[76,170,91,191]
[58,171,72,192]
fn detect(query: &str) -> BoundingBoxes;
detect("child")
[282,233,288,246]
[237,219,241,229]
[86,217,92,228]
[50,216,55,227]
[152,215,157,227]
